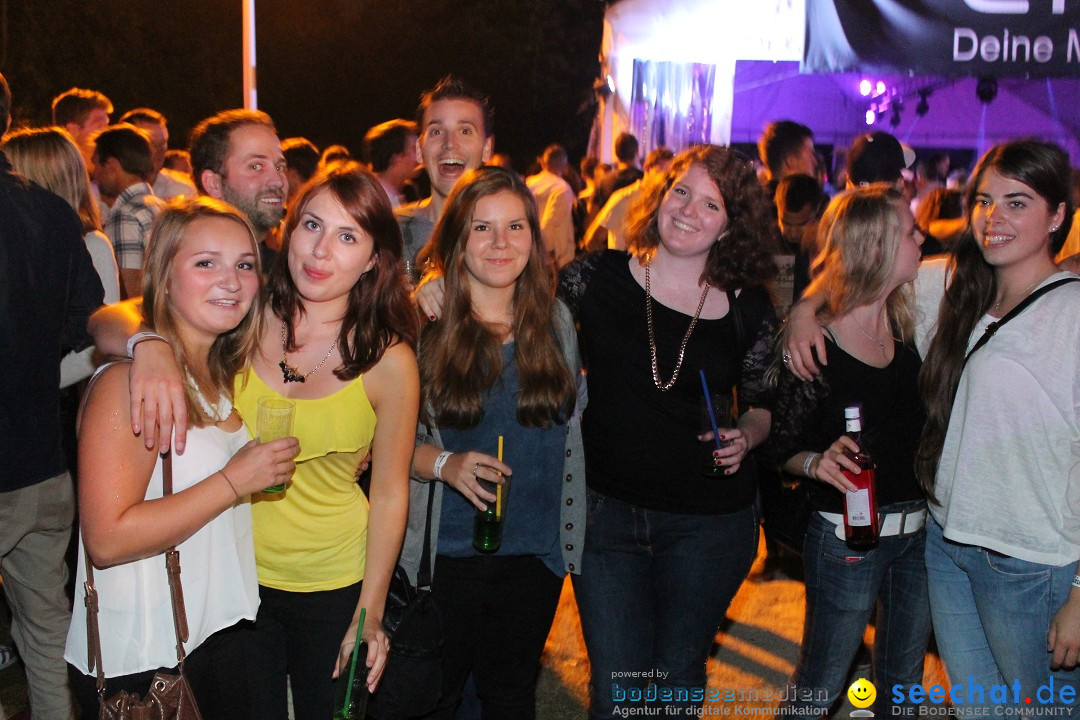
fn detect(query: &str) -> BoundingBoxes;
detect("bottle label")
[846,488,872,526]
[846,419,861,432]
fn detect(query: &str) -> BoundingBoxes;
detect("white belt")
[819,507,927,541]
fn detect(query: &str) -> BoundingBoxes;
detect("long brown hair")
[267,162,419,379]
[625,144,777,289]
[917,140,1073,499]
[141,197,264,427]
[418,166,575,429]
[805,186,915,341]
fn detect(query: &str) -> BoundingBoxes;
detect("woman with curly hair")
[402,166,583,718]
[564,145,777,718]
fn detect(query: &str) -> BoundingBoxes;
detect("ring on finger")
[473,462,480,477]
[782,353,791,364]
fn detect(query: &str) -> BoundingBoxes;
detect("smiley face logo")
[848,678,876,709]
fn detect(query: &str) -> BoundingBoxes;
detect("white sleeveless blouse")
[65,418,259,676]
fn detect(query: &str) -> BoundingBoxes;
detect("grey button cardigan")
[398,298,587,584]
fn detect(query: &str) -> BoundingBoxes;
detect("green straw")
[341,607,366,716]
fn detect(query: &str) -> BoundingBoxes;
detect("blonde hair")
[2,126,101,233]
[804,185,915,342]
[140,197,264,427]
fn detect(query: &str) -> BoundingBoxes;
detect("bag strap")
[80,361,193,696]
[82,547,106,696]
[963,277,1080,367]
[416,483,436,591]
[162,451,191,663]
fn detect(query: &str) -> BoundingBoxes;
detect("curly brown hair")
[625,145,777,289]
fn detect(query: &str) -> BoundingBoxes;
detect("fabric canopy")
[598,0,1080,163]
[805,0,1080,77]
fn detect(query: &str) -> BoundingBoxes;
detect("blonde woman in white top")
[1,126,121,386]
[64,198,298,719]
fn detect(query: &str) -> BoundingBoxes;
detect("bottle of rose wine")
[842,405,880,549]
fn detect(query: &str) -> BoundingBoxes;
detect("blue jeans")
[925,517,1080,712]
[786,505,931,716]
[572,489,757,719]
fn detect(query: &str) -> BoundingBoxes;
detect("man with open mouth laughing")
[396,75,494,265]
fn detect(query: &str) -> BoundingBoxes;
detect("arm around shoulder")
[78,365,224,566]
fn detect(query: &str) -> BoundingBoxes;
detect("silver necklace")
[992,277,1042,311]
[852,315,887,359]
[279,320,337,384]
[644,260,710,392]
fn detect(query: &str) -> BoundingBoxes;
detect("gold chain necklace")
[645,260,710,392]
[279,320,337,384]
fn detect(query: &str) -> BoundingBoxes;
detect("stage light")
[859,79,872,96]
[916,90,930,117]
[875,81,887,95]
[976,76,998,104]
[865,110,876,125]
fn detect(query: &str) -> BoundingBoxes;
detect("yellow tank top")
[234,367,376,592]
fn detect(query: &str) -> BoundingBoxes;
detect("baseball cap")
[847,132,916,186]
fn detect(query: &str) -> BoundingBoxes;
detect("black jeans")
[69,620,253,720]
[428,554,563,720]
[245,581,362,720]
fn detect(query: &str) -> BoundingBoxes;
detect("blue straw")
[699,369,724,452]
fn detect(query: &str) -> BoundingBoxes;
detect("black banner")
[804,0,1080,77]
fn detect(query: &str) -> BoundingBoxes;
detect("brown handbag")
[82,450,205,720]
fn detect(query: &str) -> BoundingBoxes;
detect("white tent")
[598,0,1080,162]
[595,0,804,159]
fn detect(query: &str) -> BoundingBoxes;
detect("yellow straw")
[496,436,504,519]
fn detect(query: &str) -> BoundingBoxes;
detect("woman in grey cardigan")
[400,166,585,720]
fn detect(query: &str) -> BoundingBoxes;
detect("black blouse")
[765,334,926,512]
[559,251,777,515]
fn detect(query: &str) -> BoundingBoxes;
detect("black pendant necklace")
[280,320,337,383]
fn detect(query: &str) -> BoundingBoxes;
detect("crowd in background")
[2,65,1080,720]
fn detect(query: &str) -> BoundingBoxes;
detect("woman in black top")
[562,145,777,719]
[768,186,929,716]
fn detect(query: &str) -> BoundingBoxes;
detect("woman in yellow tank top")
[101,163,420,720]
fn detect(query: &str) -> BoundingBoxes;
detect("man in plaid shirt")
[92,124,163,298]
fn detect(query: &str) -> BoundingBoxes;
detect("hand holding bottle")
[808,436,861,493]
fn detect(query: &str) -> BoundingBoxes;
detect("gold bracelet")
[219,470,241,500]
